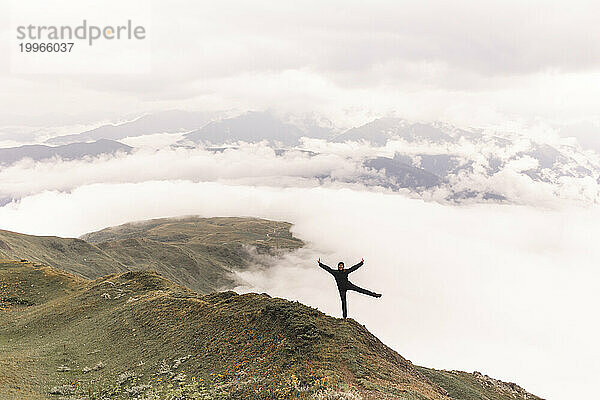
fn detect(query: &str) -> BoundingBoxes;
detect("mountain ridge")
[0,259,542,400]
[0,139,131,166]
[0,217,303,294]
[45,111,217,145]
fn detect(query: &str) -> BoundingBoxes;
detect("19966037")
[19,42,74,52]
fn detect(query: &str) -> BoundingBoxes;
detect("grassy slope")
[0,217,303,294]
[416,368,541,400]
[0,231,127,278]
[0,261,541,400]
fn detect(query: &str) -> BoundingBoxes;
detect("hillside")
[0,260,542,400]
[0,229,128,278]
[0,217,303,294]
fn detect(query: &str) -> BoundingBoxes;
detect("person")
[317,258,381,319]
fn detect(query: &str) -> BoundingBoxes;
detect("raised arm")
[346,258,364,273]
[317,258,335,274]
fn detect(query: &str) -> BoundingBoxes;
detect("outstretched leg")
[338,289,348,318]
[347,282,381,298]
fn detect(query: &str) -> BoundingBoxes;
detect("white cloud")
[0,143,362,198]
[0,138,597,205]
[506,156,539,173]
[119,132,187,149]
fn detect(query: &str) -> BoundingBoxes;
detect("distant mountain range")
[4,110,598,203]
[46,110,217,145]
[182,111,305,145]
[356,121,599,201]
[45,111,334,147]
[333,118,474,145]
[0,139,131,166]
[180,111,335,145]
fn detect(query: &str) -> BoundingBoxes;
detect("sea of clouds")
[1,137,598,207]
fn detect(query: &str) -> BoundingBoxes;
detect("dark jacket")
[318,261,363,290]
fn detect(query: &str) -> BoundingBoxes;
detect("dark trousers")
[338,283,379,318]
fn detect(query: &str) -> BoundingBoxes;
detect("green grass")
[416,367,542,400]
[0,260,541,400]
[0,261,447,399]
[0,217,304,294]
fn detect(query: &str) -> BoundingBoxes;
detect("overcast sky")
[2,0,600,134]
